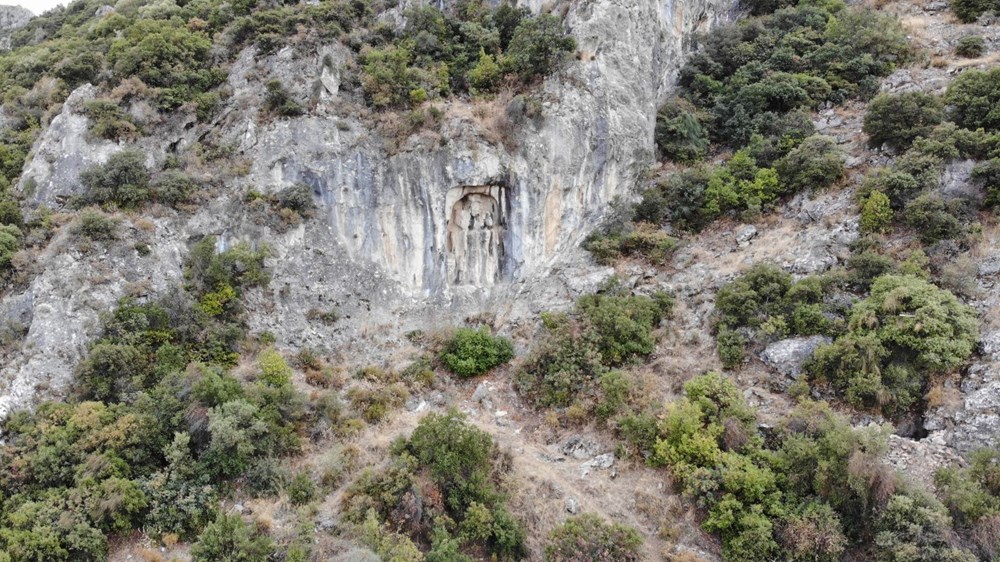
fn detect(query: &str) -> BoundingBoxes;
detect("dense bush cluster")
[956,36,987,58]
[853,69,1000,246]
[648,373,974,562]
[863,92,944,151]
[77,149,151,209]
[951,0,1000,22]
[584,0,908,264]
[808,274,978,416]
[634,137,843,232]
[359,4,574,108]
[544,513,643,562]
[439,327,514,378]
[936,448,1000,559]
[515,284,671,411]
[679,3,911,148]
[713,264,845,367]
[342,410,525,560]
[0,237,295,560]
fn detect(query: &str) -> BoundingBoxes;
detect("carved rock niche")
[446,186,507,286]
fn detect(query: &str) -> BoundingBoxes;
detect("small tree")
[956,36,986,58]
[190,513,274,562]
[655,98,710,162]
[864,92,944,150]
[860,191,893,234]
[79,149,151,208]
[774,136,844,194]
[440,328,514,378]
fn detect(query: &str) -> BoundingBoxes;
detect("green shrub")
[945,68,1000,132]
[152,170,196,206]
[577,291,670,366]
[440,327,514,378]
[861,168,923,211]
[846,250,896,291]
[467,49,502,94]
[79,149,151,208]
[287,472,316,505]
[258,348,292,386]
[74,208,120,240]
[503,14,576,82]
[973,158,1000,207]
[655,98,710,162]
[863,92,944,150]
[82,99,140,141]
[774,135,844,193]
[715,264,792,330]
[956,36,987,58]
[717,326,747,368]
[951,0,996,22]
[584,222,678,265]
[808,274,978,416]
[860,191,894,234]
[544,513,643,562]
[873,493,976,562]
[0,224,21,271]
[190,513,274,562]
[264,79,304,117]
[277,183,314,213]
[903,193,965,244]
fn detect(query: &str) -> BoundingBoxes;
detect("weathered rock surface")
[884,434,965,490]
[761,336,831,381]
[0,5,32,51]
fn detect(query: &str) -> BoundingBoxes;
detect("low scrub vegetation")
[515,284,671,411]
[440,327,514,378]
[342,410,525,560]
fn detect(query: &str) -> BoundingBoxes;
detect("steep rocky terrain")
[3,0,1000,560]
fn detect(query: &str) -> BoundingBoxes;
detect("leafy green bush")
[74,207,120,240]
[545,513,643,562]
[808,274,978,416]
[863,93,944,150]
[287,472,316,505]
[82,99,140,141]
[945,68,1000,132]
[190,513,274,562]
[152,170,196,206]
[951,0,997,22]
[860,191,894,234]
[264,79,304,117]
[258,348,292,386]
[903,193,966,245]
[440,327,514,378]
[873,493,976,562]
[78,149,151,208]
[956,36,987,58]
[655,98,710,162]
[680,4,911,147]
[344,410,525,560]
[774,135,845,192]
[0,224,21,271]
[503,14,576,82]
[584,222,678,265]
[517,287,670,407]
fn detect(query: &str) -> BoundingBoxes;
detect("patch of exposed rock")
[0,5,32,51]
[761,335,831,382]
[884,434,965,490]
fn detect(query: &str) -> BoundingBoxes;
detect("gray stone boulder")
[760,336,831,380]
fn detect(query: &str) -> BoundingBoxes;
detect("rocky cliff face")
[0,0,736,419]
[0,5,32,51]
